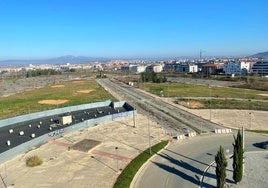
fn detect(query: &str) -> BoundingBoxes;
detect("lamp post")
[209,85,212,121]
[148,115,152,155]
[133,102,136,128]
[115,147,119,172]
[249,112,252,129]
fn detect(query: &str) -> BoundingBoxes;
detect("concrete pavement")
[0,114,168,188]
[203,151,268,188]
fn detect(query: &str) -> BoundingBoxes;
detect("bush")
[26,155,43,167]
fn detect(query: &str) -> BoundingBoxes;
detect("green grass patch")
[26,155,43,167]
[246,130,268,134]
[175,99,268,111]
[142,82,268,100]
[0,79,116,119]
[114,140,169,188]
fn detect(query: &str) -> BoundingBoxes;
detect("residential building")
[251,61,268,76]
[130,65,146,73]
[145,65,163,72]
[176,63,198,73]
[223,61,250,75]
[202,63,223,77]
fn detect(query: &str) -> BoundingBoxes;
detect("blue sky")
[0,0,267,60]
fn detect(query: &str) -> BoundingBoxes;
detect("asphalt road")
[97,79,224,136]
[132,132,268,188]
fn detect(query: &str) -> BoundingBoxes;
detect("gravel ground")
[203,151,268,188]
[0,75,73,97]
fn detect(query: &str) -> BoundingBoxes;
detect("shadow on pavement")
[164,148,210,166]
[152,161,213,187]
[155,152,215,187]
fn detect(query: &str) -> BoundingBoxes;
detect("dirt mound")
[178,100,204,108]
[77,89,94,94]
[38,99,69,105]
[51,85,65,88]
[72,80,84,83]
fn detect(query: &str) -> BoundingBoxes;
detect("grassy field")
[176,99,268,111]
[142,82,268,100]
[140,82,268,111]
[0,79,116,119]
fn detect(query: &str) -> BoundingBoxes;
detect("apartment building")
[223,61,250,75]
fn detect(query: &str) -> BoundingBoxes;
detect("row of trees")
[141,72,167,83]
[215,130,244,188]
[26,69,62,77]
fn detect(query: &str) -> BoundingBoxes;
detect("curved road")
[132,132,268,188]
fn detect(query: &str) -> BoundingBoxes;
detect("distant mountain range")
[0,55,110,67]
[249,51,268,59]
[1,52,268,67]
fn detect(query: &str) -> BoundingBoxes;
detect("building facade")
[251,61,268,76]
[223,61,250,75]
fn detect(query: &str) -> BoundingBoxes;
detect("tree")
[232,129,244,184]
[215,145,227,188]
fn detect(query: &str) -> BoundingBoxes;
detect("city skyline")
[0,0,267,60]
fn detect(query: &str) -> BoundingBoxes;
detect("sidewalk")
[0,114,168,188]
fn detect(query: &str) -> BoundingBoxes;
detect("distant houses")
[120,60,268,76]
[1,58,268,78]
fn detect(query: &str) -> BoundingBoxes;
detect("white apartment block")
[153,65,163,73]
[130,65,146,73]
[189,64,198,73]
[223,61,250,75]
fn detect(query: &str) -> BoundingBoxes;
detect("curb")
[130,141,171,188]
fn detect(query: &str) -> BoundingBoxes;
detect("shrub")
[26,155,43,167]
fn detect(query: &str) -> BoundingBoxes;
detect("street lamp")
[208,85,212,121]
[148,115,152,155]
[133,102,136,128]
[249,112,252,129]
[115,147,119,172]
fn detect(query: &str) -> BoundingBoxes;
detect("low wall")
[0,103,136,163]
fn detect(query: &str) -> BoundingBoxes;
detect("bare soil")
[38,99,69,105]
[178,100,204,108]
[51,85,65,88]
[77,89,94,94]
